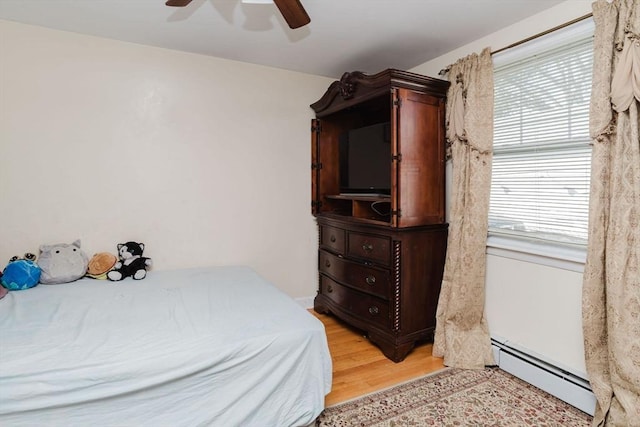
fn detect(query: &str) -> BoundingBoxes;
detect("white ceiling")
[0,0,566,79]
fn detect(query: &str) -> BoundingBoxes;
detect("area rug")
[316,367,593,426]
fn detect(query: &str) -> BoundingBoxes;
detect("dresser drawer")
[319,250,390,299]
[320,276,389,329]
[320,224,346,254]
[347,232,391,265]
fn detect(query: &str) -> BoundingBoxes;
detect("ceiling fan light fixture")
[165,0,309,29]
[165,0,193,6]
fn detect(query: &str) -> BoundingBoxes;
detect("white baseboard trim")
[295,296,315,310]
[492,339,596,415]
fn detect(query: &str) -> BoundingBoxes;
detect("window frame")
[487,18,595,269]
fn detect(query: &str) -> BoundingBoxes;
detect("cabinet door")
[311,118,322,215]
[311,118,342,215]
[392,88,446,227]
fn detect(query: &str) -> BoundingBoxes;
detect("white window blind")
[490,20,594,247]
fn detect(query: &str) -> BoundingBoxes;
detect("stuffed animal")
[107,242,152,281]
[10,253,37,263]
[86,252,118,280]
[1,253,42,291]
[38,240,89,284]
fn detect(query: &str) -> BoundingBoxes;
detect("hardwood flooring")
[311,311,446,406]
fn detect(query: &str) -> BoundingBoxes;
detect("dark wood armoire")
[311,69,450,362]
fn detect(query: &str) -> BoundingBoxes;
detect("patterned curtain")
[432,48,495,369]
[582,0,640,425]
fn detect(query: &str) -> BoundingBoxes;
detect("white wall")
[411,0,593,377]
[0,20,332,298]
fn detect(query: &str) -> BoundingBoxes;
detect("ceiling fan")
[165,0,310,29]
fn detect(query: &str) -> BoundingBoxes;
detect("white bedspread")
[0,266,332,427]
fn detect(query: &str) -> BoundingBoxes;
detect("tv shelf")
[325,194,391,223]
[310,69,450,362]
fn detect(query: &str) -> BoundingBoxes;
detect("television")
[339,122,391,196]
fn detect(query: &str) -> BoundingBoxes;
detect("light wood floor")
[311,311,446,406]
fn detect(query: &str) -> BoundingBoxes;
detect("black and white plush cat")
[107,241,152,281]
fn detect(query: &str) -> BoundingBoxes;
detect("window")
[489,19,594,253]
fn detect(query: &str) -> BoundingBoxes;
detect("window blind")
[490,23,594,246]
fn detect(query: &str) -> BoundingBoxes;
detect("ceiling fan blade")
[165,0,193,6]
[272,0,310,29]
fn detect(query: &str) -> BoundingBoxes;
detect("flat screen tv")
[339,122,391,196]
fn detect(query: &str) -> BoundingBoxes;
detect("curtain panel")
[432,48,495,369]
[582,0,640,425]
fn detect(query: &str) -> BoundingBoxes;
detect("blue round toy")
[1,259,41,291]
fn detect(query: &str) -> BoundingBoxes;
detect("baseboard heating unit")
[491,337,596,415]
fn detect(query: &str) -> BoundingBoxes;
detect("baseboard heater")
[491,337,596,416]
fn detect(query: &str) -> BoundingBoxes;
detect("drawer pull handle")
[365,275,376,285]
[327,285,333,293]
[330,235,336,243]
[362,243,374,252]
[368,306,379,316]
[325,259,331,268]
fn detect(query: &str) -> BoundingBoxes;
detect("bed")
[0,266,332,426]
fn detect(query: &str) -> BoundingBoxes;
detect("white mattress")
[0,266,332,427]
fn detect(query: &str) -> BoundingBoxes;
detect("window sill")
[486,235,586,273]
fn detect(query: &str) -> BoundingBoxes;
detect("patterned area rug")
[316,367,593,426]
